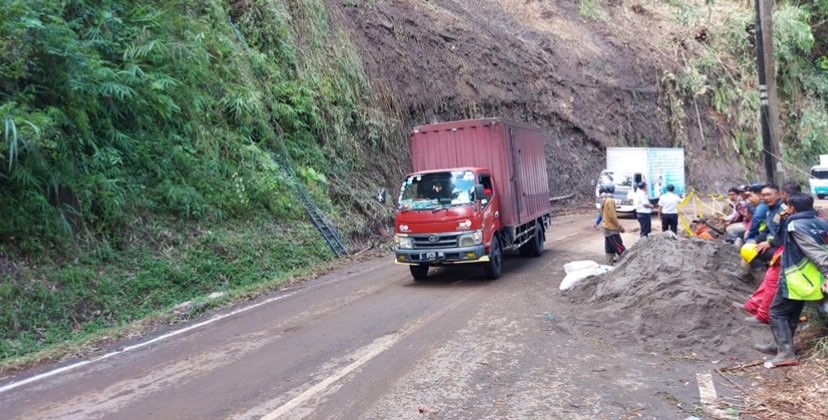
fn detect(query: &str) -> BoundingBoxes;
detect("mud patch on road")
[565,233,757,357]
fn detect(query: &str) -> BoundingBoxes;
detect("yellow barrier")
[676,189,730,237]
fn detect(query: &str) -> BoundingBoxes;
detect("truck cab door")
[479,174,498,239]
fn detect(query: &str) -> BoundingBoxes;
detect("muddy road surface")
[0,214,745,419]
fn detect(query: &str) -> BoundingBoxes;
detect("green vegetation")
[666,0,828,176]
[579,0,607,21]
[0,0,403,364]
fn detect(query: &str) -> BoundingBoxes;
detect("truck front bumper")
[395,244,487,265]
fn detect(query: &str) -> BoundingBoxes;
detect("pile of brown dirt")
[565,233,759,357]
[329,0,755,198]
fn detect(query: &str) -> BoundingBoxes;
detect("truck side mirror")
[376,188,387,204]
[474,185,485,201]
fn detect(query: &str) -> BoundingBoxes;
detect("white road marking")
[259,333,399,420]
[696,372,727,417]
[250,295,467,419]
[0,259,388,395]
[0,290,297,395]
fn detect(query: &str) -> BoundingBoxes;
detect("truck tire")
[819,194,826,200]
[519,222,544,257]
[483,237,503,279]
[410,264,429,280]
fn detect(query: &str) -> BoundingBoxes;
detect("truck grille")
[412,234,459,249]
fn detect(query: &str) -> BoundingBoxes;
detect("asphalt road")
[0,214,728,419]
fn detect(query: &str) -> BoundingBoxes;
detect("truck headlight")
[459,230,483,247]
[396,235,413,249]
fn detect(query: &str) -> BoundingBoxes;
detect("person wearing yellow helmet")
[732,183,803,326]
[740,243,759,263]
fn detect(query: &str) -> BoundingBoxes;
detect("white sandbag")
[563,260,599,274]
[559,264,613,291]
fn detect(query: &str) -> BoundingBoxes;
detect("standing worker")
[658,184,681,234]
[634,181,654,237]
[593,184,626,265]
[759,192,828,368]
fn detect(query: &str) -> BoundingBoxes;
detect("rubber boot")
[725,260,754,281]
[605,253,615,266]
[754,340,777,355]
[765,319,799,368]
[755,317,798,355]
[740,259,751,276]
[749,262,767,284]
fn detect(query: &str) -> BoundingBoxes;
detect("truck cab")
[809,166,828,199]
[595,170,645,213]
[394,168,500,278]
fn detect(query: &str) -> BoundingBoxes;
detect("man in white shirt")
[658,184,681,234]
[634,181,654,237]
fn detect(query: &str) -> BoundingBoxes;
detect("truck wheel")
[520,222,544,257]
[410,264,429,280]
[483,237,502,279]
[819,194,826,200]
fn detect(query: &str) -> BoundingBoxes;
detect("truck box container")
[606,147,685,196]
[410,118,550,228]
[596,147,685,213]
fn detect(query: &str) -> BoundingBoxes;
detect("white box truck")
[595,147,686,213]
[809,154,828,199]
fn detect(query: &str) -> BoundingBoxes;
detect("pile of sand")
[565,233,760,357]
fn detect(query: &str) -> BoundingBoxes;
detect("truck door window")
[479,175,494,205]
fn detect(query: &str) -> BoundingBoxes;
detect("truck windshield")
[600,172,633,187]
[811,169,828,180]
[398,171,477,211]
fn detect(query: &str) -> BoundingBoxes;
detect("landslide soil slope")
[329,0,741,197]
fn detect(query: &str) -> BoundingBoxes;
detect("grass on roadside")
[0,216,338,371]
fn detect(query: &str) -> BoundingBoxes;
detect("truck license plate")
[421,251,444,261]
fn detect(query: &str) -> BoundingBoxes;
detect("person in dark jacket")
[754,184,784,262]
[745,184,769,243]
[757,193,828,368]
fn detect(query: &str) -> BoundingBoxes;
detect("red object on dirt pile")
[744,247,784,323]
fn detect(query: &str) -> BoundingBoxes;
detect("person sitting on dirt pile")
[734,182,803,324]
[755,192,828,368]
[594,184,626,265]
[731,184,770,281]
[742,183,763,229]
[753,183,799,262]
[724,186,748,239]
[745,183,769,244]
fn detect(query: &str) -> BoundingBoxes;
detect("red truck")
[390,118,551,280]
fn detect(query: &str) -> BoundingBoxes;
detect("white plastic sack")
[563,260,599,274]
[559,260,612,291]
